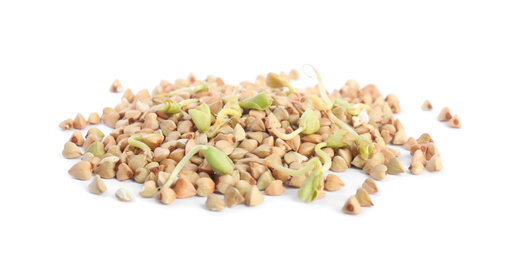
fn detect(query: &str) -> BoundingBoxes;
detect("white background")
[1,1,513,259]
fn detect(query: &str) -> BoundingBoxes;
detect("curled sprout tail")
[304,95,331,111]
[284,81,294,95]
[314,142,331,173]
[167,81,208,96]
[178,99,199,108]
[206,108,242,138]
[128,135,152,153]
[267,158,322,177]
[162,145,234,188]
[206,97,242,138]
[162,145,209,188]
[303,64,333,109]
[270,126,304,140]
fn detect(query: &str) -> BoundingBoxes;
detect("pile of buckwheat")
[60,66,444,214]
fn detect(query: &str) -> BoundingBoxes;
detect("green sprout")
[206,96,242,138]
[203,146,235,175]
[127,134,153,156]
[239,92,273,110]
[179,98,199,107]
[333,99,360,116]
[264,155,325,203]
[188,103,211,133]
[167,81,209,96]
[162,145,234,188]
[298,167,324,203]
[314,142,331,173]
[326,129,355,149]
[270,109,320,140]
[158,99,181,114]
[266,72,294,95]
[296,141,340,202]
[263,157,322,177]
[303,64,333,109]
[304,95,331,111]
